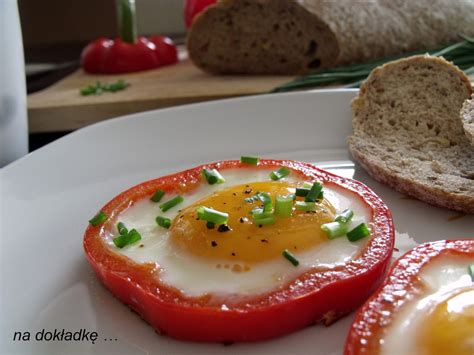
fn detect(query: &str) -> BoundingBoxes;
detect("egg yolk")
[418,288,474,355]
[169,181,336,263]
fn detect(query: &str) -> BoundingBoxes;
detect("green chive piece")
[253,213,276,225]
[206,221,215,229]
[196,206,229,225]
[80,80,130,96]
[321,222,349,239]
[335,209,354,224]
[241,156,260,165]
[89,211,107,226]
[282,250,299,266]
[244,195,260,203]
[270,167,291,181]
[156,216,171,229]
[117,222,128,235]
[250,207,264,215]
[113,228,141,248]
[468,264,474,281]
[257,192,273,212]
[305,182,323,202]
[202,168,225,185]
[295,201,317,212]
[302,181,313,189]
[295,188,310,197]
[159,195,184,212]
[150,189,165,203]
[252,210,274,218]
[347,223,371,242]
[275,195,293,218]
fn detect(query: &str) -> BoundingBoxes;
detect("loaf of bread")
[187,0,474,74]
[348,55,474,213]
[461,95,474,145]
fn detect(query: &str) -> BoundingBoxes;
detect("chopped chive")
[347,223,371,242]
[117,222,128,235]
[244,195,260,203]
[241,156,259,165]
[89,211,107,226]
[321,222,349,239]
[270,166,291,181]
[159,195,184,212]
[253,213,276,225]
[468,264,474,281]
[257,192,273,212]
[113,228,141,248]
[305,182,323,202]
[295,201,317,212]
[202,168,225,185]
[250,207,264,215]
[156,216,171,229]
[295,188,310,197]
[150,189,165,203]
[252,210,274,219]
[275,195,293,217]
[303,181,313,189]
[206,221,215,229]
[196,206,229,225]
[282,249,299,266]
[335,209,354,224]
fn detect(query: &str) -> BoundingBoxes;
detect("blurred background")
[21,0,185,86]
[18,0,186,150]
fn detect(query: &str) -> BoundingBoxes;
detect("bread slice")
[461,95,474,145]
[348,55,474,214]
[187,0,474,74]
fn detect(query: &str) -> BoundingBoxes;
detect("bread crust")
[187,0,339,74]
[461,95,474,145]
[348,55,474,214]
[187,0,474,74]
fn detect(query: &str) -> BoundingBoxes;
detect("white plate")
[1,90,472,355]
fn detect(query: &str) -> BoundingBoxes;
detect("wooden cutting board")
[27,60,295,133]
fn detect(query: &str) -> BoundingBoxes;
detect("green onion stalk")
[271,34,474,93]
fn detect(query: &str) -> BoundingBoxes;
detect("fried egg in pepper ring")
[345,239,474,355]
[83,159,394,342]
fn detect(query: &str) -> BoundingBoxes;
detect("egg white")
[104,168,370,298]
[381,255,474,355]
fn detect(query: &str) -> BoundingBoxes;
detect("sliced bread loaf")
[461,95,474,145]
[348,55,474,213]
[187,0,474,74]
[187,0,339,74]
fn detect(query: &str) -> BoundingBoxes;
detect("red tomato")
[184,0,217,28]
[83,159,394,342]
[344,239,474,354]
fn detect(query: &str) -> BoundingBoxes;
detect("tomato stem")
[117,0,137,43]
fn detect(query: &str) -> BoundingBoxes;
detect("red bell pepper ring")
[83,159,395,342]
[344,239,474,354]
[184,0,217,28]
[80,0,178,74]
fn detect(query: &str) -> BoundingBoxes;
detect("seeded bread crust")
[348,56,474,214]
[187,0,474,74]
[461,95,474,145]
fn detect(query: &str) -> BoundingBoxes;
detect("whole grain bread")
[461,95,474,145]
[348,55,474,214]
[187,0,474,74]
